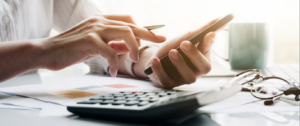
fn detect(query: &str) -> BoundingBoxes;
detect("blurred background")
[46,0,298,82]
[90,0,299,64]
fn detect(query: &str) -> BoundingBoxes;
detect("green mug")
[225,23,269,69]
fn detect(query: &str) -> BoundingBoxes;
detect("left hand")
[146,19,224,88]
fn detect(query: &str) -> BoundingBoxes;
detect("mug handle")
[212,29,229,61]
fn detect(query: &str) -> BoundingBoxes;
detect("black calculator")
[67,83,241,123]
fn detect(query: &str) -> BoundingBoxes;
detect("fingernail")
[136,53,139,62]
[182,41,191,51]
[170,50,179,60]
[153,58,160,65]
[109,67,118,78]
[128,53,139,63]
[125,54,131,62]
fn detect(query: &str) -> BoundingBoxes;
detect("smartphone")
[144,13,234,75]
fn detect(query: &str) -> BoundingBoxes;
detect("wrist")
[133,46,159,79]
[34,37,53,69]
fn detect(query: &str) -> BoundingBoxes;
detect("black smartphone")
[144,13,234,75]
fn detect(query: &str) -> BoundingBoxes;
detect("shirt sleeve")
[53,0,109,76]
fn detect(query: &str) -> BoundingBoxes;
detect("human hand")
[39,14,166,77]
[146,19,225,88]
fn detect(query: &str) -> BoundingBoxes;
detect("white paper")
[0,103,37,110]
[0,75,161,105]
[0,96,47,109]
[199,92,299,113]
[204,63,238,77]
[216,99,300,113]
[39,103,73,117]
[199,92,261,113]
[174,79,226,91]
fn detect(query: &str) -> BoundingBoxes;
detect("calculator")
[67,83,241,123]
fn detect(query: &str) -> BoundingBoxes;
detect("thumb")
[197,32,216,60]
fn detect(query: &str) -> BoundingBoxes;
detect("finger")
[99,25,139,62]
[197,32,216,61]
[216,23,228,32]
[169,49,196,84]
[180,41,211,76]
[102,14,137,24]
[105,19,166,43]
[108,41,129,54]
[151,57,175,89]
[108,38,140,54]
[101,15,141,46]
[136,38,141,47]
[184,18,219,41]
[165,18,219,46]
[89,33,119,77]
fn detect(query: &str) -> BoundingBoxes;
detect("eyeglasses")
[227,69,300,104]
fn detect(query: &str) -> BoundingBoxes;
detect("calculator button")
[158,93,167,97]
[120,91,132,94]
[113,93,125,97]
[138,101,149,106]
[125,94,135,98]
[103,97,114,100]
[165,91,177,95]
[126,97,138,100]
[77,100,102,104]
[143,91,154,94]
[137,95,147,98]
[100,100,114,105]
[149,98,159,102]
[149,95,159,98]
[139,97,150,101]
[134,93,144,95]
[124,101,139,106]
[112,100,126,105]
[132,91,142,93]
[89,97,103,100]
[114,97,126,100]
[103,96,114,98]
[145,93,156,96]
[103,94,114,97]
[154,91,162,94]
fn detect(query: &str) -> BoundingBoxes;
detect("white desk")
[0,64,299,126]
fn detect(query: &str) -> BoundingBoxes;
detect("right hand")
[39,14,166,77]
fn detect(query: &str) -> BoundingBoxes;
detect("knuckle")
[119,26,132,33]
[89,16,106,24]
[203,64,212,74]
[88,17,100,23]
[189,76,197,84]
[85,33,100,44]
[85,33,98,40]
[93,24,105,30]
[167,81,177,89]
[184,75,197,84]
[127,24,136,29]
